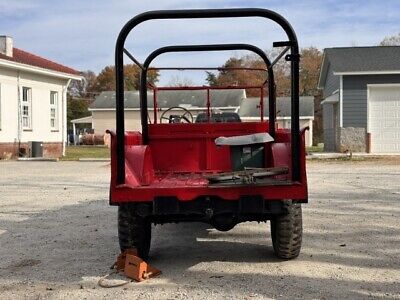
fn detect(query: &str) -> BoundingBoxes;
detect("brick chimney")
[0,36,13,57]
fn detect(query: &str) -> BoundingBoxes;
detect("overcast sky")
[1,0,399,84]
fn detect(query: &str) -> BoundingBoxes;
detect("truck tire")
[270,201,302,259]
[118,205,151,260]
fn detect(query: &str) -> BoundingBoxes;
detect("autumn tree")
[82,70,99,97]
[205,47,322,97]
[205,57,268,97]
[264,48,291,96]
[66,66,159,129]
[299,47,323,95]
[94,64,159,92]
[205,47,323,144]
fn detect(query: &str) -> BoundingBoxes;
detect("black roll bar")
[140,43,275,143]
[115,8,300,184]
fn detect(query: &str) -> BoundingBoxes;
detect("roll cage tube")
[115,8,300,184]
[140,43,275,142]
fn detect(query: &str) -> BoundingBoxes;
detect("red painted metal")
[147,84,266,123]
[109,57,307,207]
[108,123,308,203]
[206,88,211,121]
[125,145,155,186]
[260,87,264,122]
[148,122,268,172]
[153,88,158,124]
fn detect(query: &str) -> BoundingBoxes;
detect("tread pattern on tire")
[118,205,151,259]
[270,201,302,259]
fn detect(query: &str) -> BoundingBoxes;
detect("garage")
[368,84,400,153]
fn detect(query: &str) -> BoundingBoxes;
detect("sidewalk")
[307,152,400,159]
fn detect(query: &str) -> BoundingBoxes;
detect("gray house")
[318,46,400,153]
[89,89,245,134]
[238,97,314,146]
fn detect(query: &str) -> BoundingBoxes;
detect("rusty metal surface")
[205,166,289,184]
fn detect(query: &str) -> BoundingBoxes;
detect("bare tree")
[379,33,400,46]
[68,70,97,98]
[167,75,194,87]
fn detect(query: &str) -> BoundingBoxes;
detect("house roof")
[318,46,400,89]
[71,116,92,124]
[238,96,314,118]
[320,92,339,105]
[0,47,80,76]
[90,89,246,110]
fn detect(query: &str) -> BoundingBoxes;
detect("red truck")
[108,8,308,260]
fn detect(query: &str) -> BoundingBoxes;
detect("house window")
[22,87,32,130]
[50,91,58,130]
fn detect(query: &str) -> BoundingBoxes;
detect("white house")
[0,36,81,158]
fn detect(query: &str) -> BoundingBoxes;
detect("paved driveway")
[0,159,399,299]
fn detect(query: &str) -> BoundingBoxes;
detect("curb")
[306,153,349,160]
[78,158,111,162]
[17,157,59,162]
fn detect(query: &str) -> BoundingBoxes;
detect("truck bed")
[108,125,308,203]
[147,167,291,188]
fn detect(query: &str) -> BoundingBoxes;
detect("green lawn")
[62,146,110,161]
[306,145,324,153]
[63,144,322,160]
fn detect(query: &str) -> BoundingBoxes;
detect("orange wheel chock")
[115,248,161,282]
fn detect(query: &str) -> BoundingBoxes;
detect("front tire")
[270,201,302,259]
[118,205,151,260]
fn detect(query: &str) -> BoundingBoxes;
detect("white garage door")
[368,85,400,153]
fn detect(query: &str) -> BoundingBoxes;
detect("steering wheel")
[160,106,194,123]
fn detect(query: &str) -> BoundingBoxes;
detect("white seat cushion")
[215,132,274,146]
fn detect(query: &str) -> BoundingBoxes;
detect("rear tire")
[270,201,302,259]
[118,205,151,260]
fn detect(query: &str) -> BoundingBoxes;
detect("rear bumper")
[113,196,307,224]
[110,182,308,204]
